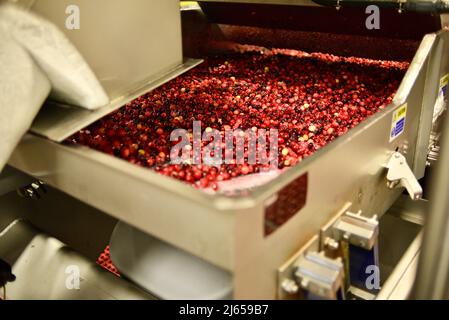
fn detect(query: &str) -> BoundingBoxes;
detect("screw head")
[281,278,299,294]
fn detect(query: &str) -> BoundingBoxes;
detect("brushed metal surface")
[31,58,203,142]
[0,220,154,300]
[9,0,202,141]
[414,34,449,298]
[0,183,119,261]
[377,214,423,300]
[30,0,183,103]
[110,221,233,300]
[413,31,449,179]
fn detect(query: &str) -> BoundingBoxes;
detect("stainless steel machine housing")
[2,0,449,299]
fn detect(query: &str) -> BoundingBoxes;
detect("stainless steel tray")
[31,58,203,142]
[8,31,448,299]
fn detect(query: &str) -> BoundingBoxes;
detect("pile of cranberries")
[68,49,408,191]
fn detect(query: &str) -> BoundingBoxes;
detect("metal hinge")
[294,251,344,299]
[385,152,423,200]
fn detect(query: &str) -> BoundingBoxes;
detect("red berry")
[121,148,130,158]
[69,49,407,191]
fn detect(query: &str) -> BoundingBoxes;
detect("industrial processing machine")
[1,0,449,300]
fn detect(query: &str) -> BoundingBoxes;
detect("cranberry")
[68,48,407,192]
[240,165,250,175]
[121,148,130,158]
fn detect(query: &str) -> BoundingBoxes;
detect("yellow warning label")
[390,104,407,142]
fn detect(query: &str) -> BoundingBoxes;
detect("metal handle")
[385,152,423,200]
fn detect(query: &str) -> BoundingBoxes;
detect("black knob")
[0,258,16,287]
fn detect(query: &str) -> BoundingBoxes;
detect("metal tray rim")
[12,33,437,211]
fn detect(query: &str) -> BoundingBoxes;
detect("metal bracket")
[320,202,352,252]
[332,211,379,250]
[294,251,344,299]
[17,180,47,200]
[385,152,423,200]
[331,211,380,295]
[277,235,319,299]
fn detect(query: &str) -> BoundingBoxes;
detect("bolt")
[324,237,339,250]
[281,278,299,294]
[17,180,46,200]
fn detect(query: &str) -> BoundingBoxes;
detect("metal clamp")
[294,251,344,299]
[277,235,320,299]
[385,152,423,200]
[332,211,378,250]
[17,180,47,200]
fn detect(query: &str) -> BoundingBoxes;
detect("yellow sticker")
[390,104,407,142]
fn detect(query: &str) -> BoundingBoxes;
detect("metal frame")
[377,232,422,300]
[414,30,449,178]
[414,32,449,299]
